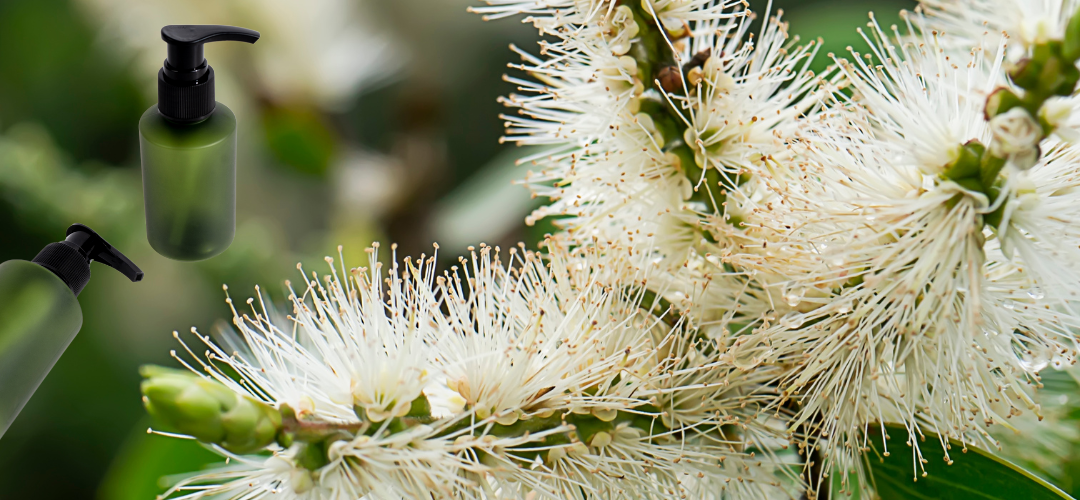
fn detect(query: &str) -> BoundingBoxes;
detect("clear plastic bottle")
[139,25,259,261]
[0,260,82,438]
[0,225,142,439]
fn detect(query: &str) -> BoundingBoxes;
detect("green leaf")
[865,423,1074,500]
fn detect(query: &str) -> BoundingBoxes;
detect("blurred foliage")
[98,421,223,500]
[262,104,338,177]
[781,0,914,75]
[2,0,1079,499]
[0,0,147,164]
[0,124,141,240]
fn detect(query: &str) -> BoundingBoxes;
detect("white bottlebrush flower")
[999,140,1080,310]
[920,0,1080,55]
[493,0,820,291]
[733,14,1080,479]
[676,11,820,182]
[144,240,796,499]
[220,244,434,426]
[486,6,830,443]
[471,0,737,31]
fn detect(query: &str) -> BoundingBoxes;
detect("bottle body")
[0,260,83,439]
[140,103,237,261]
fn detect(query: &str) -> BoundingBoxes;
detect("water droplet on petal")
[783,286,806,307]
[1027,286,1044,300]
[1015,343,1051,372]
[1003,300,1016,310]
[780,313,803,329]
[1020,356,1050,372]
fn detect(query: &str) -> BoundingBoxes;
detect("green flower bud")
[1035,53,1078,97]
[1009,58,1042,92]
[141,369,226,443]
[406,393,432,420]
[980,153,1008,192]
[953,177,986,195]
[942,140,983,182]
[140,365,282,454]
[296,439,331,471]
[220,397,282,453]
[984,88,1024,120]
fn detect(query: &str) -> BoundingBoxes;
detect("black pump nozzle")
[157,25,260,124]
[32,224,144,297]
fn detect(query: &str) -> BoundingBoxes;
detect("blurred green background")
[3,0,1078,498]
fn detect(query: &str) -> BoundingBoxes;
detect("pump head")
[32,224,144,297]
[157,25,260,124]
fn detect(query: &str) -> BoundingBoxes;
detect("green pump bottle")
[0,224,143,439]
[140,25,259,261]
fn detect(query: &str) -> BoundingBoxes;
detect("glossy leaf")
[865,423,1074,500]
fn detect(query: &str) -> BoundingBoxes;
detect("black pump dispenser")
[0,224,144,439]
[31,224,144,296]
[157,25,260,123]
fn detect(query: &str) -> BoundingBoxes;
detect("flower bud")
[1038,97,1080,143]
[980,153,1008,192]
[1040,97,1072,128]
[656,66,683,93]
[984,88,1024,120]
[686,66,704,87]
[942,140,984,181]
[140,365,282,454]
[643,0,688,38]
[989,108,1042,170]
[702,56,736,91]
[1009,59,1042,92]
[603,5,640,56]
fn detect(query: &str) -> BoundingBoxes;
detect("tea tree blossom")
[921,0,1080,55]
[730,11,1080,485]
[141,241,796,498]
[496,1,818,267]
[483,0,826,372]
[137,0,1080,497]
